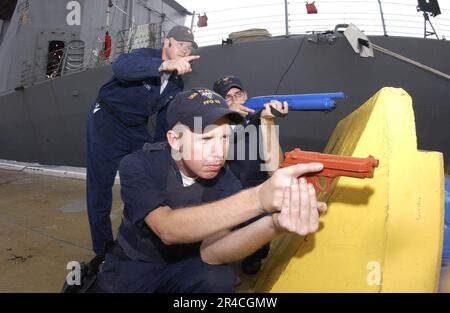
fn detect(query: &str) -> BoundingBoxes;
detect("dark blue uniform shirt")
[117,143,243,262]
[98,48,183,140]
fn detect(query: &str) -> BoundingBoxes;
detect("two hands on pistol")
[258,162,327,237]
[260,150,379,236]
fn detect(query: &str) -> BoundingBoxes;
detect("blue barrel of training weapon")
[243,92,346,111]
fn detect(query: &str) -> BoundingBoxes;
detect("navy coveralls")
[96,142,243,293]
[86,48,183,254]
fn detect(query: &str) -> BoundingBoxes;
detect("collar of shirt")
[160,72,171,94]
[179,170,199,187]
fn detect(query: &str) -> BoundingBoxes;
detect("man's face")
[225,87,248,111]
[172,118,231,180]
[164,38,193,59]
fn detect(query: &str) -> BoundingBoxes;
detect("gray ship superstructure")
[0,0,189,93]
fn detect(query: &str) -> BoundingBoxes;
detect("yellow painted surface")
[255,87,444,292]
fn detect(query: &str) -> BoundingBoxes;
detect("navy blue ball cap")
[213,75,245,98]
[167,88,244,130]
[167,25,198,49]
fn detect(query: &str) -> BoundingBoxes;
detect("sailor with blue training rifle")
[213,75,344,189]
[213,76,345,275]
[93,88,327,292]
[213,75,289,276]
[213,75,289,186]
[86,26,200,256]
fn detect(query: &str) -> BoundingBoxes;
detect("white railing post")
[377,0,387,36]
[190,10,196,30]
[284,0,289,36]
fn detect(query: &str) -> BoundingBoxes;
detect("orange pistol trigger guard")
[306,176,323,193]
[306,176,332,192]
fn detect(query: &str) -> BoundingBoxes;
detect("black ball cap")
[167,88,244,130]
[167,25,198,49]
[213,75,245,98]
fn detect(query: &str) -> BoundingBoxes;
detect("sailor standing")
[86,26,199,255]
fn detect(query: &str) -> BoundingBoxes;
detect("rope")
[370,42,450,81]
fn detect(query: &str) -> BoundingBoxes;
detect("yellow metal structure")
[255,87,444,292]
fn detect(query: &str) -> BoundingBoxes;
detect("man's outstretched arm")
[145,163,324,245]
[199,178,327,265]
[112,48,164,81]
[112,48,200,80]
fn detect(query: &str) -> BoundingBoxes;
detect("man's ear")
[163,38,171,48]
[166,130,180,151]
[242,90,248,101]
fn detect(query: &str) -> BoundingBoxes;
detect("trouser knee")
[194,264,235,293]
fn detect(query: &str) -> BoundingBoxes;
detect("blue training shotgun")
[243,92,346,112]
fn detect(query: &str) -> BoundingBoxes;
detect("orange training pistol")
[280,148,379,192]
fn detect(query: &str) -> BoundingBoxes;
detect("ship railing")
[20,42,97,86]
[20,46,68,86]
[188,0,450,46]
[115,22,163,55]
[18,22,165,88]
